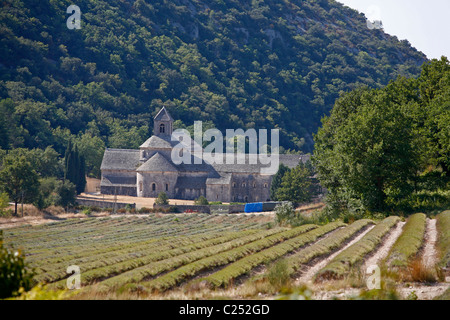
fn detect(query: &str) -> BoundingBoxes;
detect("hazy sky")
[337,0,450,60]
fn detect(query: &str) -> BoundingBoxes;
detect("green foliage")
[436,211,450,270]
[385,213,427,268]
[0,192,11,217]
[274,202,296,226]
[314,58,450,214]
[9,284,70,300]
[194,196,209,205]
[155,192,169,205]
[267,258,291,290]
[64,141,86,195]
[0,154,40,216]
[0,230,34,298]
[0,0,426,159]
[270,164,290,200]
[275,163,314,203]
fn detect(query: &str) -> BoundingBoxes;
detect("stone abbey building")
[100,107,309,202]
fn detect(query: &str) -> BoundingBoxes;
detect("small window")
[264,183,268,188]
[233,183,237,188]
[139,182,143,192]
[165,184,169,191]
[152,183,156,191]
[253,183,256,188]
[244,196,248,202]
[160,123,165,133]
[216,195,219,200]
[242,183,246,188]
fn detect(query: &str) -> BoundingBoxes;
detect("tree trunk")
[14,201,18,216]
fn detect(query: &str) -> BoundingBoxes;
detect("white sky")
[337,0,450,60]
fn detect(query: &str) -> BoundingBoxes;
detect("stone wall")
[153,204,245,214]
[76,198,135,210]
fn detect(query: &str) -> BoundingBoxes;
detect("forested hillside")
[0,0,427,176]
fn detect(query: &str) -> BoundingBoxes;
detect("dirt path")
[422,218,438,269]
[294,225,375,286]
[363,221,406,271]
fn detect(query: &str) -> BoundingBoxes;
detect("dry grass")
[405,259,439,283]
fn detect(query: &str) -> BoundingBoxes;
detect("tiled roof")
[137,152,178,172]
[100,149,141,171]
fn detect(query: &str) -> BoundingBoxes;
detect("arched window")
[264,183,268,188]
[152,183,156,191]
[160,123,165,133]
[244,196,248,202]
[242,183,246,188]
[233,183,237,188]
[165,184,169,191]
[139,182,143,192]
[253,183,256,188]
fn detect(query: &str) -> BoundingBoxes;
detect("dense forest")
[0,0,427,178]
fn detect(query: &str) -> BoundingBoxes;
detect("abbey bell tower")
[153,106,173,137]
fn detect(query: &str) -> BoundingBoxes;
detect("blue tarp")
[244,202,263,213]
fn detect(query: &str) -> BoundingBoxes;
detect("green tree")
[194,196,209,205]
[155,192,169,205]
[64,142,86,195]
[0,230,34,298]
[0,192,10,216]
[314,88,419,212]
[275,163,313,203]
[270,164,290,200]
[76,133,106,178]
[0,155,40,216]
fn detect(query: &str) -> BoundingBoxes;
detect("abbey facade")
[100,107,309,202]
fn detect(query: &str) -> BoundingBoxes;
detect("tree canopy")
[313,57,450,213]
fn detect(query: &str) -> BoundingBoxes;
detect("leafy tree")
[0,192,10,216]
[64,142,86,195]
[270,164,290,200]
[194,196,209,205]
[314,58,450,213]
[275,163,313,203]
[0,230,34,298]
[155,192,169,205]
[0,154,40,216]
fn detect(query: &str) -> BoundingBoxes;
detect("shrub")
[0,230,34,298]
[139,207,152,213]
[194,196,209,205]
[275,202,296,226]
[117,208,127,214]
[155,192,169,205]
[268,259,290,290]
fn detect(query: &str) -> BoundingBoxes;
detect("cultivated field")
[2,211,449,300]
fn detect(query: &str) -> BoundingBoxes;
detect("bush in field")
[268,259,290,290]
[275,202,296,226]
[0,230,34,298]
[155,192,169,205]
[139,207,152,213]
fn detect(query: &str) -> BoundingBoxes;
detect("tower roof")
[154,106,174,122]
[137,152,178,172]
